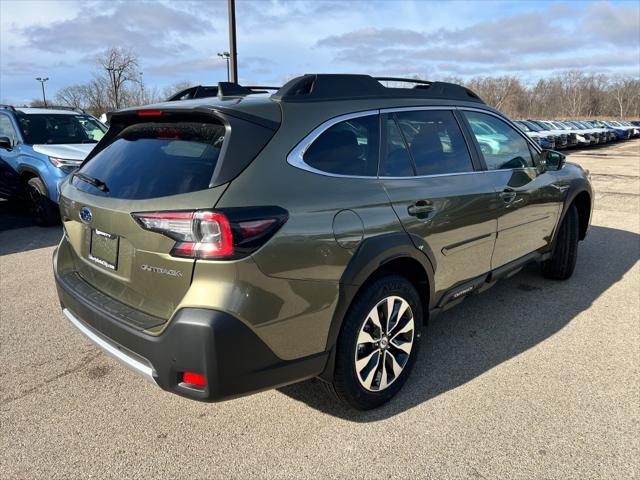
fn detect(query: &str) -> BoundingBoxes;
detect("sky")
[1,0,639,104]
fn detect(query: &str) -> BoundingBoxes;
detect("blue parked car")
[0,106,107,225]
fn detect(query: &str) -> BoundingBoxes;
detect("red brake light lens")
[132,207,288,260]
[137,109,163,117]
[132,210,233,259]
[182,372,207,389]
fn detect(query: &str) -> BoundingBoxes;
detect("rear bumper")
[55,267,329,402]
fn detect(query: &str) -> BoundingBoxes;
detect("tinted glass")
[464,111,534,170]
[396,110,473,176]
[0,114,17,142]
[17,114,105,145]
[77,116,107,141]
[382,117,414,177]
[303,115,379,177]
[74,121,225,199]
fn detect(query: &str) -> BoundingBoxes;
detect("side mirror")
[0,136,12,150]
[542,149,566,171]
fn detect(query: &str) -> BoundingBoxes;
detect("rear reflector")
[238,219,277,237]
[182,372,207,388]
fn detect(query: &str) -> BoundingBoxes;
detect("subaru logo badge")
[79,207,92,224]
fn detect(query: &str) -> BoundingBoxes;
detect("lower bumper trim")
[63,308,158,385]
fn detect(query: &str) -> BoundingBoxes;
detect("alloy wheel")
[354,296,415,391]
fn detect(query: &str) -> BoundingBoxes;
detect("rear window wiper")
[74,172,109,192]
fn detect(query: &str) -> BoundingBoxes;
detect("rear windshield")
[18,114,107,144]
[74,121,225,199]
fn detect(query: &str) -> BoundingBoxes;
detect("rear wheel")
[542,204,579,280]
[330,275,422,410]
[26,176,59,226]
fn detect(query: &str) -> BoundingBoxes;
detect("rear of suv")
[54,75,593,409]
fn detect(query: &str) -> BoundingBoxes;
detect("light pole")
[35,77,49,107]
[227,0,238,83]
[217,52,230,82]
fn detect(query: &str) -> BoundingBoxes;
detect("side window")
[303,115,379,177]
[0,114,17,143]
[395,110,473,176]
[381,116,414,177]
[464,111,534,170]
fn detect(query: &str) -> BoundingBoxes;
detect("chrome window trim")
[286,109,380,179]
[378,167,536,181]
[286,105,542,181]
[380,105,456,114]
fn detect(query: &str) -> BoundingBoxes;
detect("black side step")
[432,251,548,316]
[436,274,488,310]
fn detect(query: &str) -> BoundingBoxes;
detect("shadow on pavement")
[278,225,640,421]
[0,199,61,255]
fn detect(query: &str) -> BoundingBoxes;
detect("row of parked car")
[514,119,640,150]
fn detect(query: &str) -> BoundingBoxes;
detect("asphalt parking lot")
[1,140,639,479]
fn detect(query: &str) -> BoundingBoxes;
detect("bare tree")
[55,85,86,109]
[608,77,640,119]
[465,76,524,116]
[97,47,140,109]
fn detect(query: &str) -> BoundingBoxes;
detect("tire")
[330,275,423,410]
[26,176,59,226]
[542,204,579,280]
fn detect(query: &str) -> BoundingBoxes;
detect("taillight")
[132,207,287,260]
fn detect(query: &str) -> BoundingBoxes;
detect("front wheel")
[26,176,59,226]
[542,204,579,280]
[330,275,422,410]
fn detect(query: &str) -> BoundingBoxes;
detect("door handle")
[408,201,435,218]
[500,188,517,204]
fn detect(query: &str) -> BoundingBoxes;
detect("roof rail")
[0,104,17,111]
[271,74,484,104]
[166,84,280,102]
[14,104,86,113]
[374,77,432,86]
[44,105,86,113]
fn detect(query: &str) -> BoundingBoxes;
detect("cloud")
[2,60,70,76]
[582,1,640,44]
[315,2,640,79]
[317,28,428,48]
[2,0,638,105]
[21,1,214,57]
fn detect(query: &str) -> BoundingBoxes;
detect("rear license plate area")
[89,229,119,270]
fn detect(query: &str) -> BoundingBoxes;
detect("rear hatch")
[58,105,279,322]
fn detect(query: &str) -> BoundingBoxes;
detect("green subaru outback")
[53,75,593,410]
